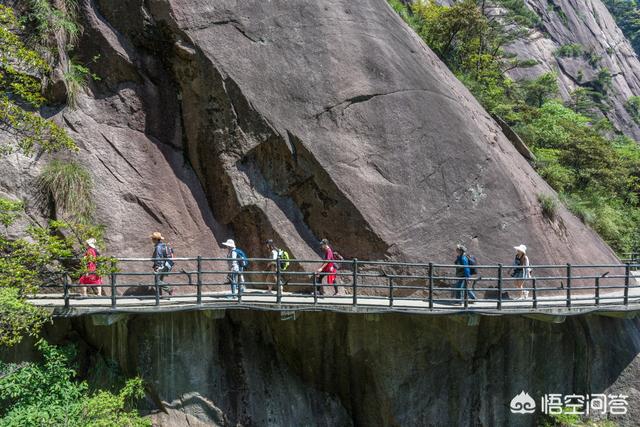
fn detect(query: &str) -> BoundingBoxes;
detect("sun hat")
[150,232,164,240]
[222,239,236,248]
[319,238,329,246]
[86,238,97,249]
[514,244,527,254]
[456,244,467,253]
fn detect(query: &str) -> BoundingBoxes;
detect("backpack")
[234,248,249,269]
[332,251,344,270]
[277,249,290,271]
[160,242,175,268]
[467,254,477,275]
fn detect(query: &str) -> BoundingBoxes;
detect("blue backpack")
[234,248,249,269]
[467,254,477,275]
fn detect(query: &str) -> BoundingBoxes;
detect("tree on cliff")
[390,0,640,253]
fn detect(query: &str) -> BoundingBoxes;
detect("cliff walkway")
[25,256,640,320]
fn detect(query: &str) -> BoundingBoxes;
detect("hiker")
[265,239,282,293]
[151,232,174,296]
[454,244,476,302]
[511,244,530,300]
[79,238,102,297]
[222,239,246,296]
[316,238,338,295]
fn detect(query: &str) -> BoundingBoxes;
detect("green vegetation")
[538,193,558,220]
[539,409,618,426]
[493,0,541,28]
[555,43,584,57]
[23,0,81,53]
[390,0,640,253]
[0,340,150,426]
[602,0,640,56]
[0,5,76,155]
[64,60,99,108]
[625,95,640,123]
[37,159,95,224]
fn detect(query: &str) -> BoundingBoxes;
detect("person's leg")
[230,271,238,295]
[455,279,464,301]
[515,278,524,299]
[267,265,275,291]
[238,268,247,293]
[159,267,172,295]
[330,270,338,295]
[467,280,477,300]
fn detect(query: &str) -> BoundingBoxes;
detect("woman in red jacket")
[79,238,103,297]
[316,239,338,295]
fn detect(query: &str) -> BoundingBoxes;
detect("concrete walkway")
[29,285,640,319]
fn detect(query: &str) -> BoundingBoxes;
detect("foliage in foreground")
[0,339,150,427]
[538,409,618,426]
[0,198,114,347]
[389,0,640,253]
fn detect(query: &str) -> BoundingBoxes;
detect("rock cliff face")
[1,1,639,426]
[6,310,639,426]
[507,0,640,139]
[5,0,613,269]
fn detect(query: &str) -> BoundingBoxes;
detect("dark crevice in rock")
[99,132,144,178]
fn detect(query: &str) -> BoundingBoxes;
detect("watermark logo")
[509,392,628,416]
[510,391,536,414]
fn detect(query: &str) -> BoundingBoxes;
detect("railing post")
[154,270,160,306]
[532,278,537,309]
[566,264,572,308]
[624,263,630,305]
[63,273,69,309]
[196,256,202,305]
[352,258,358,306]
[110,260,117,309]
[595,276,600,306]
[276,257,282,304]
[389,276,394,307]
[313,273,318,304]
[463,278,469,309]
[428,262,434,309]
[497,264,503,310]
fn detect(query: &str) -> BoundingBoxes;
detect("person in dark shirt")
[454,244,476,302]
[151,231,174,296]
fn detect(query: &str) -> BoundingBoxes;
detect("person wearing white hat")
[79,238,102,297]
[222,239,247,296]
[511,244,530,300]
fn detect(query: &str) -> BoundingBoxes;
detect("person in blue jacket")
[454,244,476,302]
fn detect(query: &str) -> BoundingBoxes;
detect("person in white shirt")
[265,239,281,293]
[221,239,245,296]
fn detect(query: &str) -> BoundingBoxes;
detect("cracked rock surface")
[28,0,614,271]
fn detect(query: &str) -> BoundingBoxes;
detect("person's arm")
[317,250,330,273]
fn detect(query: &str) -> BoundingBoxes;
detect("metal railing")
[23,256,640,312]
